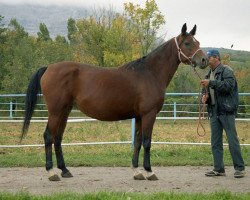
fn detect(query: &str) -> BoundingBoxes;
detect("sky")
[1,0,250,51]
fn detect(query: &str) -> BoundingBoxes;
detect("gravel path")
[0,166,249,194]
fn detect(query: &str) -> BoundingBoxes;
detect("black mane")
[120,56,148,71]
[119,40,169,71]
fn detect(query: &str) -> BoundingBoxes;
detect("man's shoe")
[234,170,246,178]
[205,170,225,177]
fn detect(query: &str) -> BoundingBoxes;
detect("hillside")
[0,3,88,38]
[202,47,250,63]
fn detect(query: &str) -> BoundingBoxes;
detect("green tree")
[8,18,28,44]
[240,68,250,113]
[73,8,143,67]
[124,0,165,56]
[103,14,140,67]
[0,15,7,91]
[37,23,51,42]
[35,38,73,65]
[167,65,199,93]
[67,18,77,43]
[2,19,37,93]
[0,15,7,43]
[74,11,112,66]
[55,35,67,44]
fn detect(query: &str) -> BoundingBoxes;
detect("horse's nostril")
[202,58,208,66]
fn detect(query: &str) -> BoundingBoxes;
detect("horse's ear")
[181,23,187,35]
[190,25,197,36]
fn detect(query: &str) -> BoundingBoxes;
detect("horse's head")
[174,23,208,69]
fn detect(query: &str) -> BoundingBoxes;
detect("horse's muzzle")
[200,57,208,69]
[195,57,208,69]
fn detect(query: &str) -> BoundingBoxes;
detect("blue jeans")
[210,106,245,171]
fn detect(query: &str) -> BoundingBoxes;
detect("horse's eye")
[184,42,190,46]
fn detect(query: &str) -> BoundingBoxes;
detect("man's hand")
[202,94,209,104]
[200,79,210,87]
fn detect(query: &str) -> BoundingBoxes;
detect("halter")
[174,37,202,66]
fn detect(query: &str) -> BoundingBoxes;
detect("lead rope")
[174,37,207,136]
[193,67,207,137]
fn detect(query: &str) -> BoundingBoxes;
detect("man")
[200,49,245,178]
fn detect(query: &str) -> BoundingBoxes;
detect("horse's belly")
[79,106,133,121]
[76,97,135,121]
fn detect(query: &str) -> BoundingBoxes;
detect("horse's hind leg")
[44,125,60,181]
[54,135,73,178]
[54,107,73,178]
[132,118,146,180]
[45,106,72,181]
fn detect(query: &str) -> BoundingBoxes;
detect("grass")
[0,144,249,167]
[1,120,250,199]
[0,120,249,167]
[1,191,250,200]
[1,120,250,145]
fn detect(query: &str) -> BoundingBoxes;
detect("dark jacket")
[202,63,239,116]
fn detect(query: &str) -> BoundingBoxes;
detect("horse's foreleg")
[142,111,158,180]
[132,118,142,168]
[44,125,60,181]
[132,118,145,180]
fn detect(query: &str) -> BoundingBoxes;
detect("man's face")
[208,56,219,68]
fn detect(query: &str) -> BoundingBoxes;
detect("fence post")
[9,101,13,119]
[173,102,176,121]
[131,118,135,148]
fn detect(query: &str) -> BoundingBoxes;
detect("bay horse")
[21,23,208,181]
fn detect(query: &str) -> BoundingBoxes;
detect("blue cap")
[207,49,220,57]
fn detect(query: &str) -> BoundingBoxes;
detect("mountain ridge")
[0,3,88,38]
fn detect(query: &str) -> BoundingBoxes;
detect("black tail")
[21,67,47,141]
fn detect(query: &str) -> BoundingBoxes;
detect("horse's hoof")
[132,167,146,180]
[48,174,61,181]
[134,172,146,180]
[61,171,73,178]
[146,172,158,181]
[48,169,60,181]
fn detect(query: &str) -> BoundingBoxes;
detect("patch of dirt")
[0,166,249,194]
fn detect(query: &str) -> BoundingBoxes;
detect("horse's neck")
[147,40,180,89]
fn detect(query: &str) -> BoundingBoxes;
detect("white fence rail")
[0,93,249,148]
[1,141,250,149]
[1,93,250,122]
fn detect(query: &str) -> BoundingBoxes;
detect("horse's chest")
[140,90,164,114]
